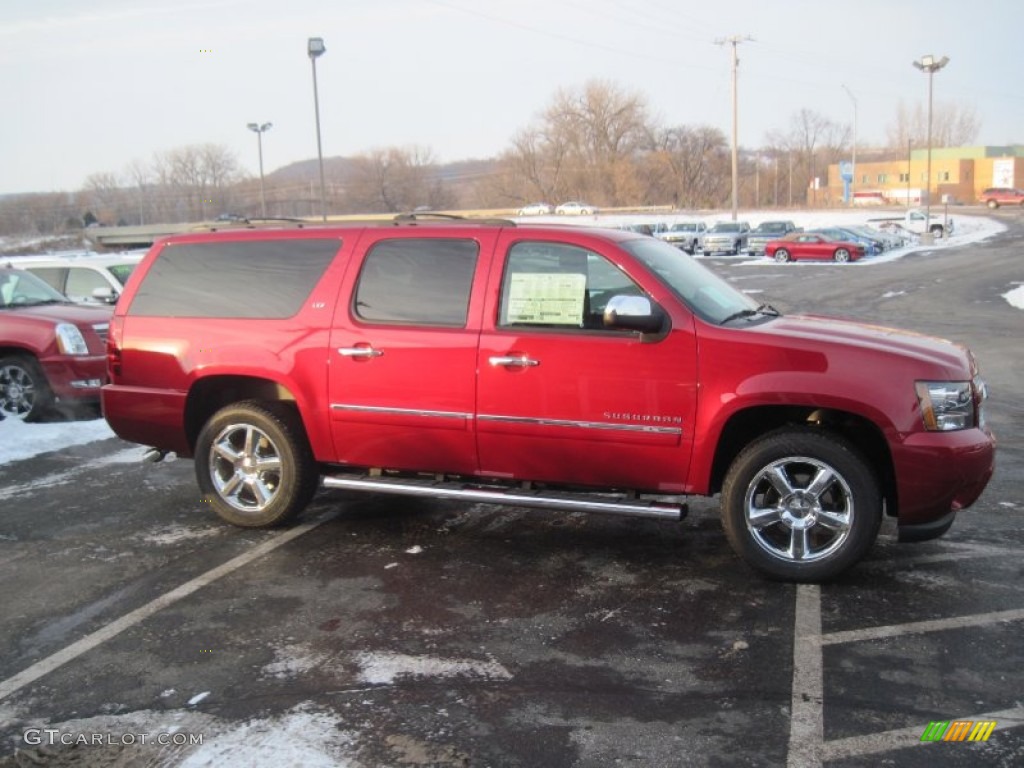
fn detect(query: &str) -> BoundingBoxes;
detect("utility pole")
[716,35,753,221]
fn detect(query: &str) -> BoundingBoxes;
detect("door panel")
[476,235,698,492]
[328,233,495,474]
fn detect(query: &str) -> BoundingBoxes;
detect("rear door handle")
[338,346,383,358]
[489,355,539,368]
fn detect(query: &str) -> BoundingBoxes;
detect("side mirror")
[92,286,117,304]
[603,295,665,333]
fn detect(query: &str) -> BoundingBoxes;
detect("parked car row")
[516,201,599,216]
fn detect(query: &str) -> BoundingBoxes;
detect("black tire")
[774,248,791,263]
[929,225,943,237]
[720,427,882,582]
[195,400,319,528]
[834,248,851,263]
[0,354,54,422]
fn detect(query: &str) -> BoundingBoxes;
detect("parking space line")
[821,608,1024,646]
[787,584,823,768]
[0,514,335,702]
[821,705,1024,761]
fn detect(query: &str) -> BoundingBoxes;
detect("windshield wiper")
[720,303,780,325]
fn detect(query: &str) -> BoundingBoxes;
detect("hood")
[2,302,113,325]
[753,313,971,376]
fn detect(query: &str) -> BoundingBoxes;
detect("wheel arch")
[184,375,305,455]
[708,405,897,516]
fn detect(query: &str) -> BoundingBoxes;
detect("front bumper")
[893,425,996,530]
[40,355,107,403]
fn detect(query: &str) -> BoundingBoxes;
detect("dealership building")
[826,145,1024,206]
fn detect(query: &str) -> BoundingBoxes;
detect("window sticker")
[506,273,586,325]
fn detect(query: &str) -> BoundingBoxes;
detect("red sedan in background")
[765,233,864,263]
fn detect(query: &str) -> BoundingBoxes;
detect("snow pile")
[0,416,114,465]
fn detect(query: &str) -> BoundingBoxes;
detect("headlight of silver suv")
[915,380,975,431]
[55,323,89,356]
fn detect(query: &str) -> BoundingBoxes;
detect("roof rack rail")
[190,216,308,232]
[392,212,516,227]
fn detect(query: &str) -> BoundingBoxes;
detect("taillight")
[107,316,124,382]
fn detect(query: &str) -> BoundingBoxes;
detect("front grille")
[92,323,109,345]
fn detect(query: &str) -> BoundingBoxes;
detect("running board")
[320,474,686,521]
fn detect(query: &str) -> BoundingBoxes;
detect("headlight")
[55,323,89,356]
[915,381,974,431]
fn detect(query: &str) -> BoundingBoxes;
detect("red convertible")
[764,233,864,263]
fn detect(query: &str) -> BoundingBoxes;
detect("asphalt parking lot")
[1,211,1022,767]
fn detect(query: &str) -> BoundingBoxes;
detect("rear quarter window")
[127,239,340,318]
[352,238,478,326]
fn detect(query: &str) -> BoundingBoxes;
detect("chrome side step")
[320,474,686,521]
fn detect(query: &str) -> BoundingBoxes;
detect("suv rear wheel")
[720,427,881,581]
[0,354,53,422]
[195,400,319,527]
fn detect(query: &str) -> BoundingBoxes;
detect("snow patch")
[1002,285,1024,311]
[0,417,114,465]
[261,644,329,679]
[179,706,356,768]
[187,691,210,706]
[140,524,223,546]
[355,651,512,685]
[405,545,424,554]
[882,290,907,298]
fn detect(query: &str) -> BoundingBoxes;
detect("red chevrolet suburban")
[101,218,995,581]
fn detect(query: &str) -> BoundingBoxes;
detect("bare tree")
[344,145,449,213]
[646,125,730,208]
[766,110,850,205]
[497,80,653,207]
[886,101,981,152]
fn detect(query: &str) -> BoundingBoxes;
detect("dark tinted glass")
[128,239,340,318]
[353,239,478,326]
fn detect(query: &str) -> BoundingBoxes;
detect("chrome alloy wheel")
[208,422,284,513]
[0,362,36,420]
[743,455,853,563]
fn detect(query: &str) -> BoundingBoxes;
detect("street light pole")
[912,54,949,230]
[246,122,272,219]
[842,85,857,207]
[308,36,328,222]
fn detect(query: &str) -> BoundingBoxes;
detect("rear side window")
[353,238,478,326]
[24,267,66,293]
[128,239,340,318]
[65,267,110,298]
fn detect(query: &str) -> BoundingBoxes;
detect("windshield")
[709,223,743,233]
[620,238,763,324]
[0,269,69,308]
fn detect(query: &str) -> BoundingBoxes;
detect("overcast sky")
[1,0,1022,195]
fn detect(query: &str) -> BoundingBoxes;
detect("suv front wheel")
[720,427,881,581]
[195,400,319,527]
